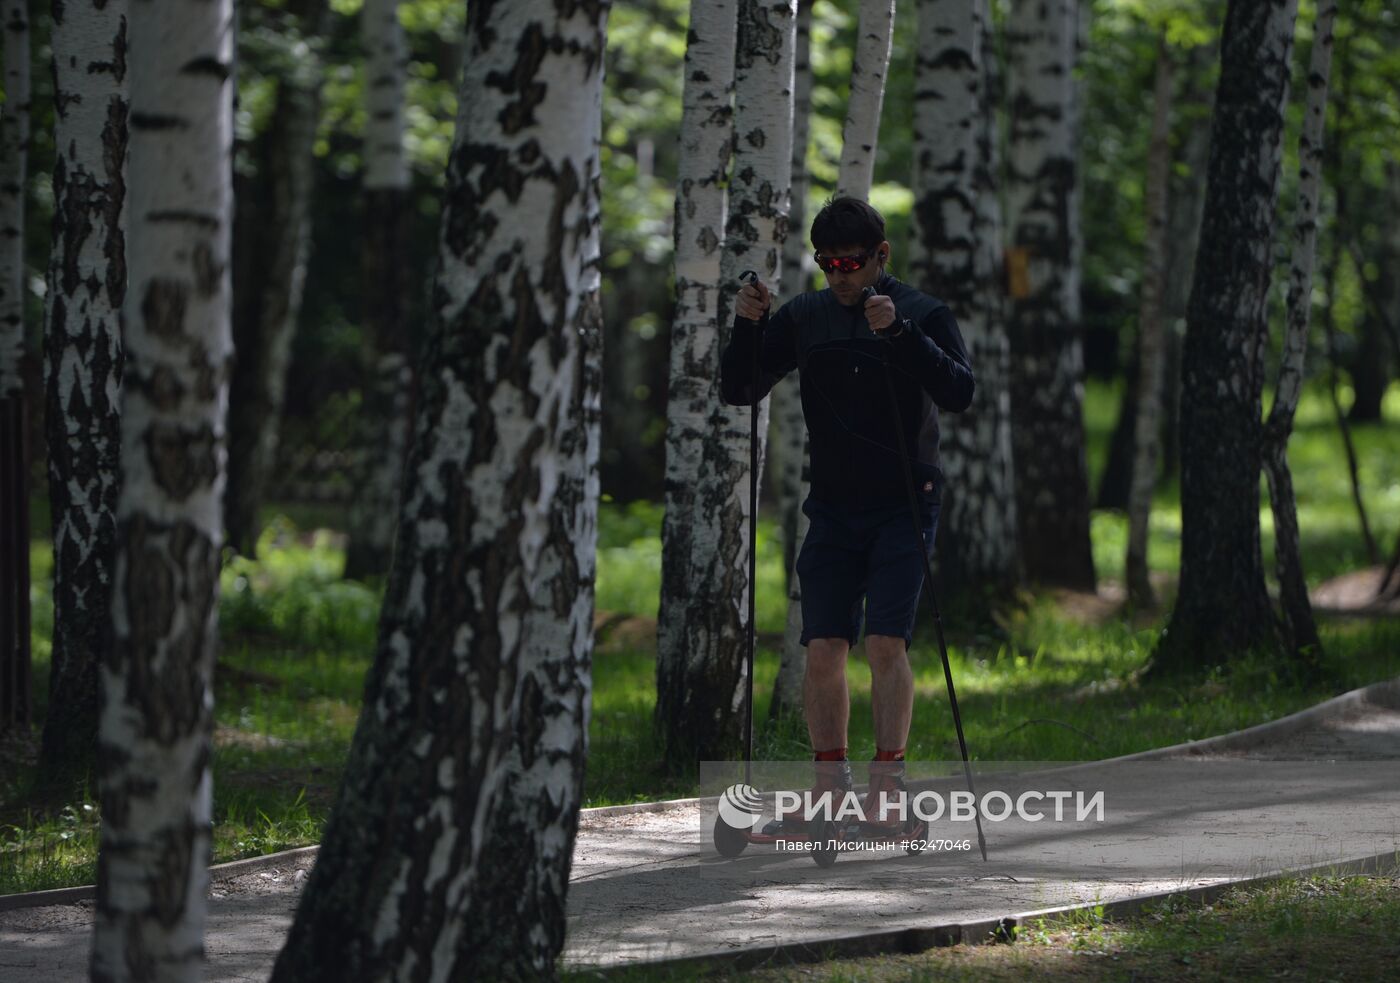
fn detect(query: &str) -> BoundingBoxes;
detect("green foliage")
[221,517,380,654]
[595,498,788,632]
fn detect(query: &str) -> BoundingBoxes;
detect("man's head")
[809,196,890,307]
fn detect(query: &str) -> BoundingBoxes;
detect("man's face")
[817,241,889,307]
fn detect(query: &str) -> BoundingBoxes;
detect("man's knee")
[865,634,908,672]
[806,637,849,678]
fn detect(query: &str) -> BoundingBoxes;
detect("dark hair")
[809,196,886,253]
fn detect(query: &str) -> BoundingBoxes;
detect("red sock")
[814,747,848,761]
[874,747,905,762]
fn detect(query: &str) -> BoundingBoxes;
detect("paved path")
[3,687,1398,981]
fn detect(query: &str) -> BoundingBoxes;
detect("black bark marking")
[142,278,188,344]
[148,209,220,230]
[144,423,219,501]
[129,112,190,131]
[181,55,230,82]
[144,365,186,411]
[191,240,221,298]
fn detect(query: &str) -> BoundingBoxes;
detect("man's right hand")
[736,278,771,322]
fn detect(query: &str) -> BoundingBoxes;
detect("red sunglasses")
[814,250,876,274]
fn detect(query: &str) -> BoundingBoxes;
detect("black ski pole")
[863,286,988,861]
[739,270,762,787]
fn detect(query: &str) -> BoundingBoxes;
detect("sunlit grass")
[710,873,1400,982]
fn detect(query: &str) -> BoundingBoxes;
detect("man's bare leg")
[804,637,850,751]
[863,634,915,826]
[865,634,914,752]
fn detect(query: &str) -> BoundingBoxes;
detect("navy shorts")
[796,492,940,649]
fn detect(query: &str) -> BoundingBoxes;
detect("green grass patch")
[684,872,1400,982]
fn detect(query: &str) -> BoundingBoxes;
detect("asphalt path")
[2,684,1398,980]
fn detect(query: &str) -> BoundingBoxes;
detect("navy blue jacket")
[720,272,975,509]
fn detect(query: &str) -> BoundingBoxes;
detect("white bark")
[908,0,1017,591]
[363,0,408,191]
[39,0,128,782]
[772,0,813,719]
[271,2,608,978]
[659,0,736,621]
[837,0,895,199]
[1263,0,1335,656]
[0,0,30,397]
[1125,37,1173,607]
[93,2,234,980]
[1270,1,1334,437]
[658,0,796,767]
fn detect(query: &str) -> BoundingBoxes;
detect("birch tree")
[270,2,608,978]
[836,0,895,199]
[657,0,796,770]
[1154,0,1299,673]
[0,0,31,735]
[908,0,1017,595]
[658,0,737,737]
[225,0,327,556]
[772,0,814,572]
[1262,0,1336,662]
[1005,0,1095,590]
[1124,34,1173,608]
[91,1,234,979]
[345,0,412,581]
[768,0,812,722]
[38,0,128,789]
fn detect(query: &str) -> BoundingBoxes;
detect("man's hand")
[864,293,897,334]
[736,277,771,322]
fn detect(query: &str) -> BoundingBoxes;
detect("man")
[720,197,974,829]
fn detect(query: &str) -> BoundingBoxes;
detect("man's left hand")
[864,294,897,334]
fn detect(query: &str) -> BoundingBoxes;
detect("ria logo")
[717,783,764,830]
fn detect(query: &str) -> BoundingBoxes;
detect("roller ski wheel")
[712,814,749,858]
[903,818,929,856]
[810,819,839,868]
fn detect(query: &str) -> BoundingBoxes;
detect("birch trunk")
[908,0,1017,596]
[0,0,32,735]
[770,0,812,721]
[773,0,812,581]
[657,0,795,770]
[1005,0,1095,590]
[225,1,325,556]
[1154,0,1298,673]
[345,0,412,582]
[38,0,128,787]
[836,0,894,199]
[1124,37,1173,608]
[1262,0,1335,663]
[270,2,608,978]
[91,2,234,979]
[659,0,736,734]
[458,185,601,977]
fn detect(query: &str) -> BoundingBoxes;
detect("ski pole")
[863,285,988,861]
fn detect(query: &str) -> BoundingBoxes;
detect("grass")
[2,380,1399,895]
[574,872,1400,981]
